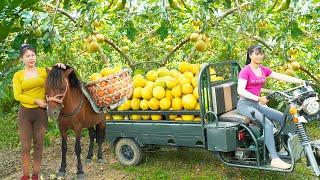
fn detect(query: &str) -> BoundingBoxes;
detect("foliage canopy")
[0,0,319,113]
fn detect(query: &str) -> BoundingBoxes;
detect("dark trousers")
[237,98,285,159]
[18,106,48,175]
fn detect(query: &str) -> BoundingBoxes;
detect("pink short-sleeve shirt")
[238,65,272,96]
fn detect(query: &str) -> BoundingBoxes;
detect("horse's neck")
[62,87,83,113]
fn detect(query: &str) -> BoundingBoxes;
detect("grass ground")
[1,113,319,179]
[110,148,316,179]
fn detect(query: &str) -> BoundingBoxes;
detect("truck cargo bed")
[106,119,205,148]
[108,110,201,116]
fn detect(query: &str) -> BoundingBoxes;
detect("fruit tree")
[0,0,319,113]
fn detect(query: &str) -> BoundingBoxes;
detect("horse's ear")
[45,67,51,74]
[64,68,74,78]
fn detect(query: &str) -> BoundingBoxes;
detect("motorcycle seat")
[219,109,251,124]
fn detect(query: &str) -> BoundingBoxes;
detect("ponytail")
[246,51,251,65]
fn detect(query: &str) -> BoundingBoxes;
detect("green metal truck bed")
[106,120,205,148]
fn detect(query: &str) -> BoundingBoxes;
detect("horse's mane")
[46,65,81,90]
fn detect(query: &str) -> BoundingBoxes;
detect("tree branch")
[160,2,251,66]
[214,2,271,51]
[161,36,190,65]
[56,8,77,23]
[234,0,243,25]
[99,48,110,65]
[300,66,319,83]
[108,0,114,10]
[103,38,134,67]
[243,32,272,50]
[216,2,250,24]
[44,3,77,23]
[186,47,196,62]
[52,0,60,24]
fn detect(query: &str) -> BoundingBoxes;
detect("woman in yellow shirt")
[12,44,65,180]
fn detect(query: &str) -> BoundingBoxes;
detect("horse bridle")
[46,80,69,105]
[46,80,84,118]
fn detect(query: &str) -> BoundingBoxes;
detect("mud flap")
[287,133,305,162]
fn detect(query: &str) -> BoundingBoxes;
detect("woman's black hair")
[246,45,263,65]
[20,44,36,58]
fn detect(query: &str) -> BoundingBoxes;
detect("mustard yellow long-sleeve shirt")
[12,67,47,108]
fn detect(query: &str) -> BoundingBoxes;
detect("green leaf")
[7,49,20,60]
[63,0,71,9]
[10,26,23,33]
[290,21,303,39]
[224,0,231,8]
[315,53,320,61]
[21,11,33,24]
[0,0,9,11]
[9,0,22,9]
[12,34,25,49]
[43,39,52,53]
[148,0,159,3]
[0,21,13,42]
[274,0,291,11]
[126,20,137,41]
[20,0,39,9]
[267,0,278,13]
[156,21,169,40]
[27,37,38,51]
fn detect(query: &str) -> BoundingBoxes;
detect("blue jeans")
[237,98,285,159]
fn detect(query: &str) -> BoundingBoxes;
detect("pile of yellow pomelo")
[106,61,224,121]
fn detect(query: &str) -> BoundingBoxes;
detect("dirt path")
[2,138,131,180]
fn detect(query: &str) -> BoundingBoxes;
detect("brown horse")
[45,66,106,179]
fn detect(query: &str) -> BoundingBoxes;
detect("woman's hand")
[35,99,47,108]
[258,96,268,105]
[55,63,66,69]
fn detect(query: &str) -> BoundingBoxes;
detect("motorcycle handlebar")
[266,91,294,101]
[263,80,316,101]
[265,82,312,100]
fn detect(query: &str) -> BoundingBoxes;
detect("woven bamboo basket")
[86,68,133,110]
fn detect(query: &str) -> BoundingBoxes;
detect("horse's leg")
[97,122,106,163]
[85,127,95,163]
[58,128,67,177]
[75,130,85,179]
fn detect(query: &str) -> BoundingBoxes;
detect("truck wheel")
[115,138,142,166]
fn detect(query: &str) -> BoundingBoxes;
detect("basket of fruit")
[86,68,133,110]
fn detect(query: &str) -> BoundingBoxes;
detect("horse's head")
[45,66,78,119]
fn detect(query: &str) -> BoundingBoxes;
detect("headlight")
[302,97,320,115]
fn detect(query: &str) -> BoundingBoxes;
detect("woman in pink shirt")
[237,45,304,169]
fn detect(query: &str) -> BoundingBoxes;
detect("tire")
[115,138,142,166]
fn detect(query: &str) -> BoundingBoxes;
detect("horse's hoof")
[57,171,66,177]
[85,158,92,163]
[97,159,106,163]
[77,173,85,180]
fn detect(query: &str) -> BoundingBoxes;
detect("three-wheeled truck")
[106,61,320,175]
